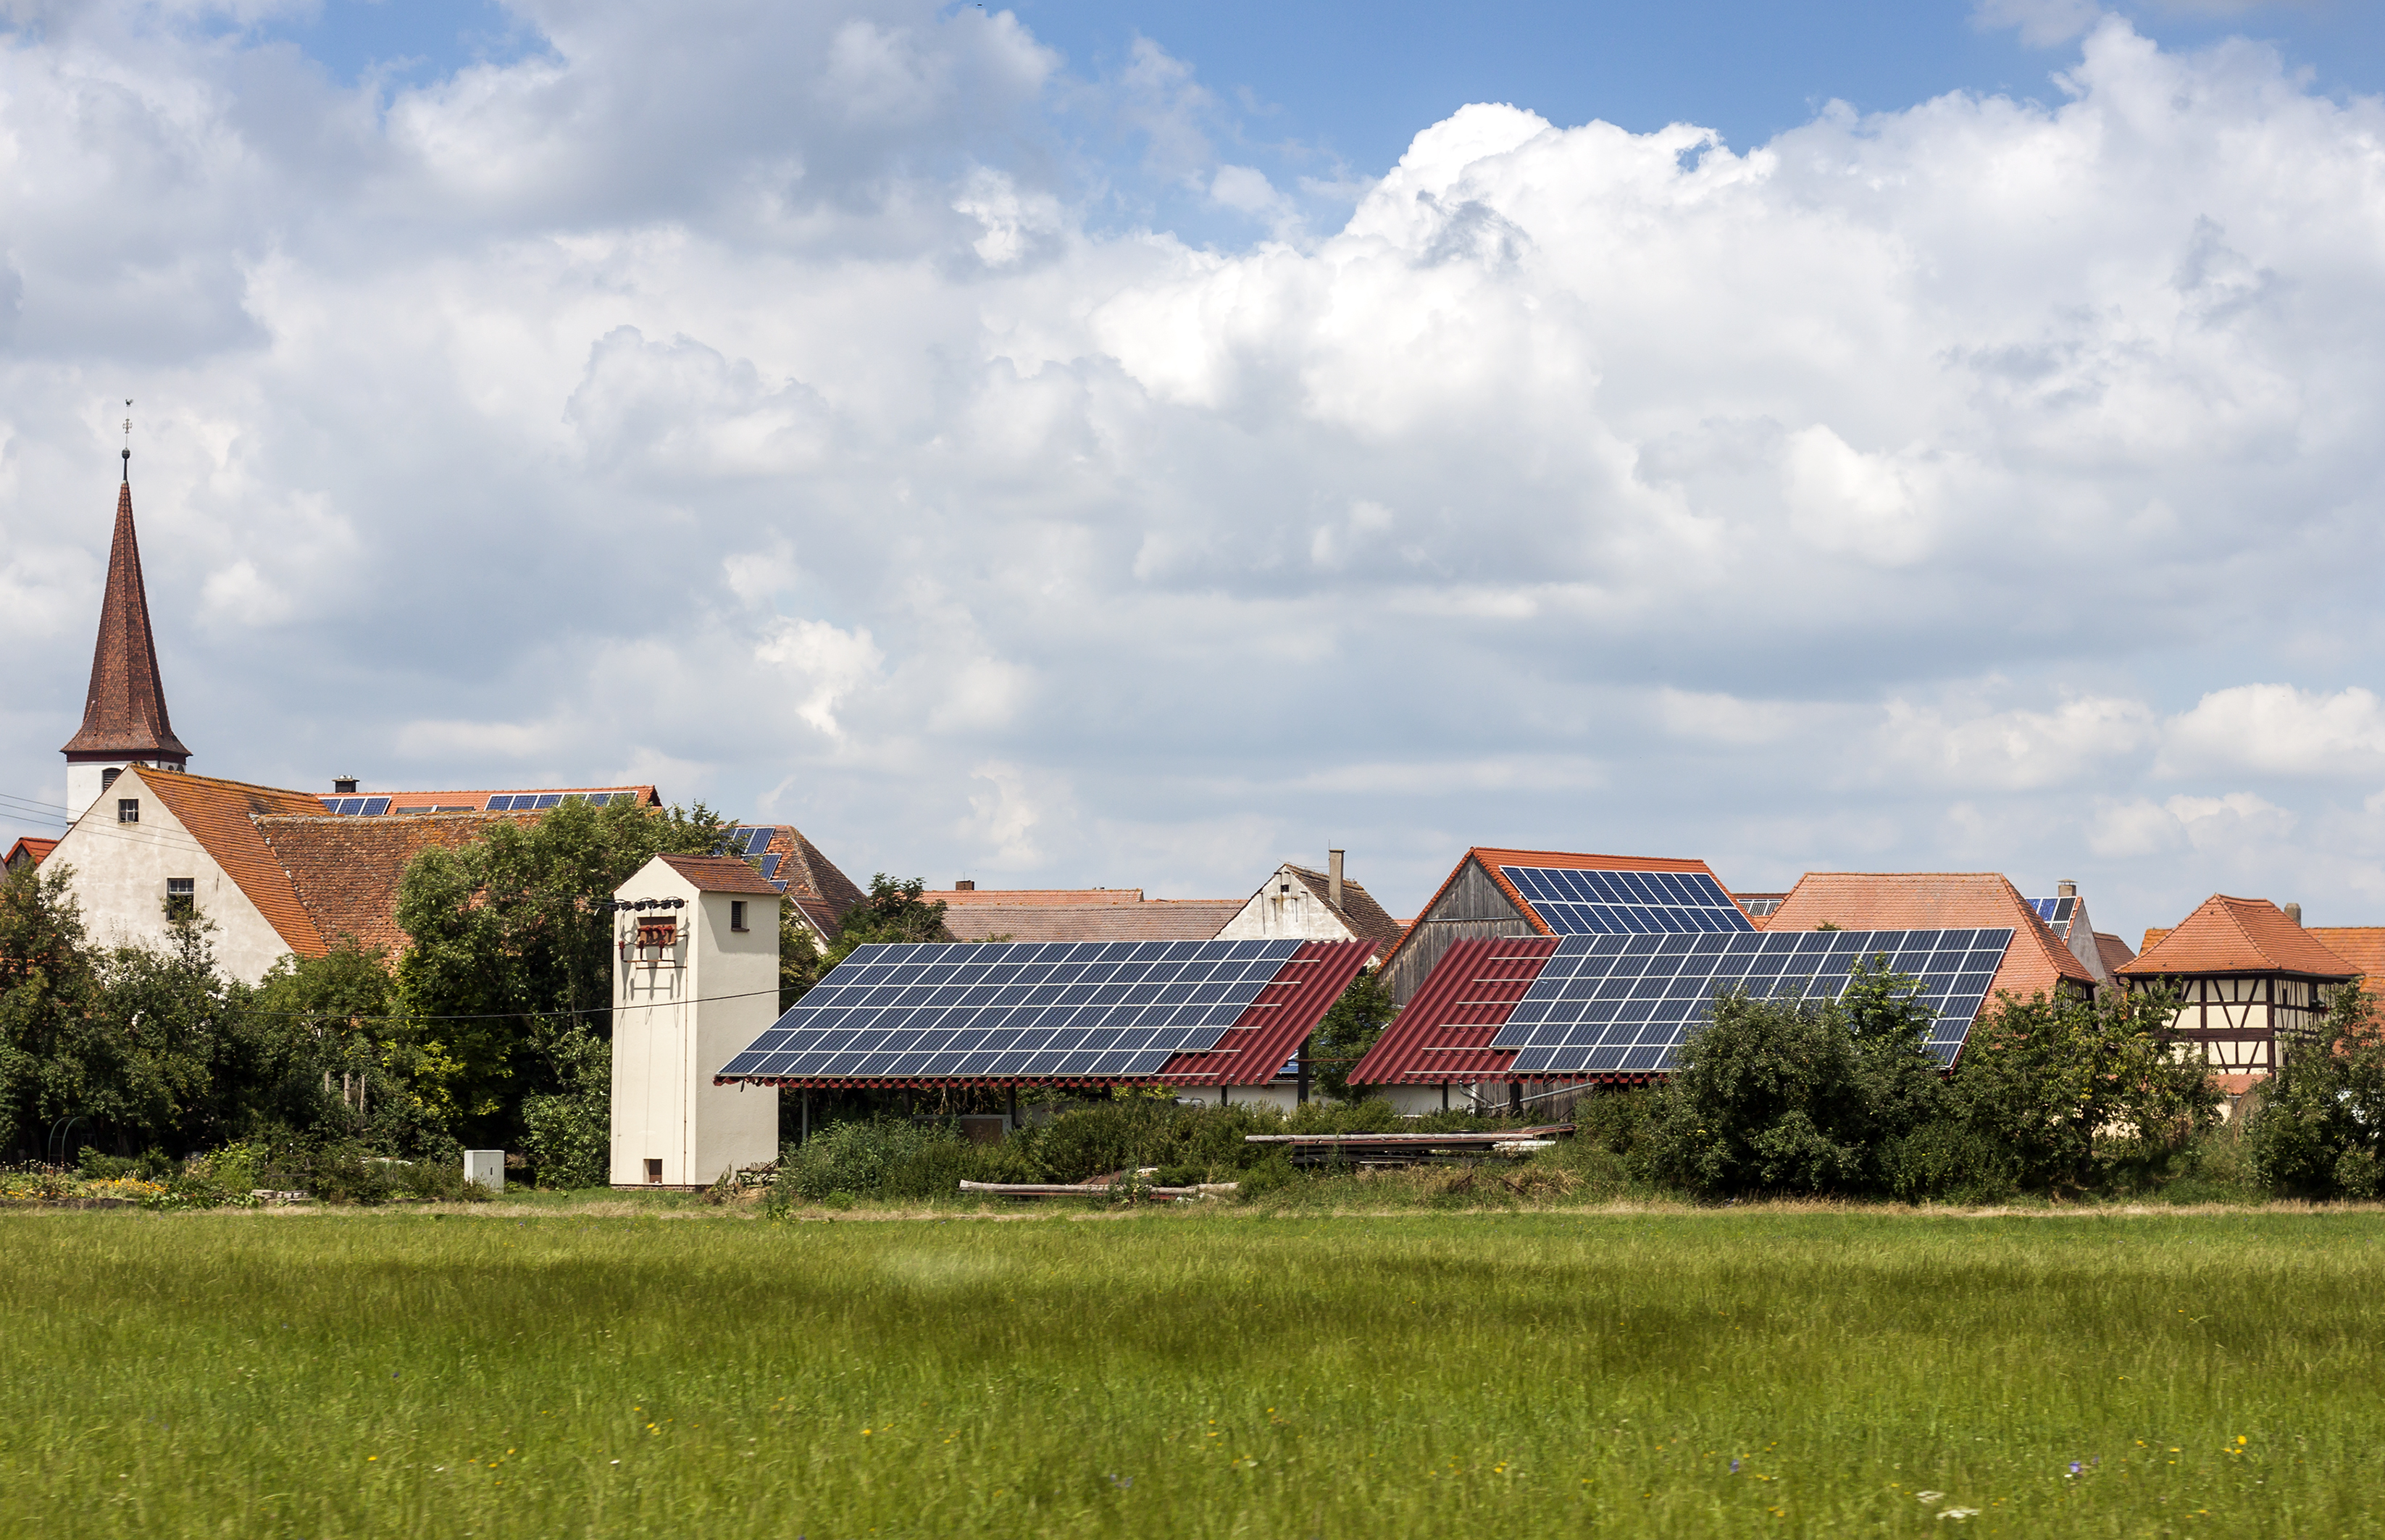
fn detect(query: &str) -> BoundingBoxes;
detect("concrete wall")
[1216,865,1353,944]
[608,858,781,1188]
[44,766,296,982]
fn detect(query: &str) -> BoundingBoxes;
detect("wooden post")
[1006,1086,1018,1133]
[801,1089,811,1146]
[1508,1080,1522,1118]
[1296,1035,1311,1105]
[1440,1082,1449,1113]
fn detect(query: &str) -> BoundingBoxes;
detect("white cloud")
[11,6,2385,932]
[2160,685,2385,777]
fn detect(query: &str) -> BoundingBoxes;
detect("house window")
[117,798,139,824]
[166,878,195,919]
[730,900,748,932]
[101,767,122,792]
[644,1158,663,1185]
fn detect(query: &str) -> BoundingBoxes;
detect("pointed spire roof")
[60,469,191,763]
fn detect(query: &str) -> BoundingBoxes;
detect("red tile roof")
[658,853,785,895]
[1760,871,2095,1004]
[939,900,1242,944]
[62,477,189,763]
[924,887,1149,906]
[1156,941,1374,1086]
[2302,929,2385,982]
[4,837,59,872]
[363,785,659,812]
[255,813,532,954]
[756,827,864,918]
[1348,936,1557,1085]
[131,770,329,957]
[1377,848,1730,979]
[2094,932,2138,976]
[2120,896,2360,979]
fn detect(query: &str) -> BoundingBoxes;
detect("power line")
[223,984,794,1023]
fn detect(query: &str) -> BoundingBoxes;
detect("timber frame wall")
[2125,971,2333,1074]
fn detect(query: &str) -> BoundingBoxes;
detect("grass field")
[1,1205,2377,1538]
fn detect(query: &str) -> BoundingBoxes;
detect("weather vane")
[122,399,132,480]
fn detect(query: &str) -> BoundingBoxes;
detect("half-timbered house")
[2118,895,2358,1080]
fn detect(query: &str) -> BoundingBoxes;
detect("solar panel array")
[2029,897,2076,926]
[1500,866,1755,935]
[317,796,393,816]
[485,791,630,811]
[719,937,1304,1082]
[1489,927,2015,1074]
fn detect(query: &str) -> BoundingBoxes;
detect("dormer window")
[117,798,139,824]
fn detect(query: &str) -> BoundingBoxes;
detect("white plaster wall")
[45,767,296,982]
[1216,865,1354,943]
[609,858,780,1188]
[2066,897,2110,984]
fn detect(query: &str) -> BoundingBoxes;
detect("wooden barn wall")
[1385,861,1534,1004]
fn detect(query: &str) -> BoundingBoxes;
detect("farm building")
[1374,848,1751,1005]
[917,883,1244,944]
[2121,895,2360,1084]
[712,937,1373,1113]
[1351,869,2094,1114]
[1214,852,1406,956]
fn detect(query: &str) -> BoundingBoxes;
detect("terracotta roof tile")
[2119,896,2360,979]
[1759,871,2096,1003]
[658,853,785,895]
[358,785,659,812]
[939,900,1242,944]
[1281,865,1407,950]
[130,770,328,957]
[2094,931,2137,976]
[2302,929,2385,981]
[254,813,531,955]
[61,478,190,763]
[760,828,865,917]
[922,887,1148,905]
[4,837,59,872]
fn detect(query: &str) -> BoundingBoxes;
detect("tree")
[1637,958,1950,1197]
[834,875,953,947]
[1946,981,2212,1192]
[0,862,101,1158]
[1313,968,1396,1101]
[2246,983,2385,1198]
[393,796,730,1147]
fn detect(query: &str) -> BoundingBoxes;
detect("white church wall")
[45,766,296,982]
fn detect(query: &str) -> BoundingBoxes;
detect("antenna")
[121,400,132,481]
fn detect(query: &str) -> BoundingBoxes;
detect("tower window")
[166,878,195,919]
[101,767,122,792]
[730,900,748,932]
[117,798,139,824]
[644,1158,663,1185]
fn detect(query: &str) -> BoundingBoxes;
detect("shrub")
[2247,985,2385,1198]
[519,1021,611,1189]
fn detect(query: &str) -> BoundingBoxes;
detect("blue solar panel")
[1500,866,1753,935]
[1489,928,2015,1073]
[362,798,390,816]
[757,853,783,880]
[745,827,774,855]
[717,938,1305,1081]
[333,798,364,815]
[485,795,514,811]
[2029,897,2075,925]
[535,793,563,809]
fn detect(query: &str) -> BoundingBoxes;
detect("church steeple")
[62,433,191,817]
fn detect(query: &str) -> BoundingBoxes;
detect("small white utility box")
[464,1150,506,1192]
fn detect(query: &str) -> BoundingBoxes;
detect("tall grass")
[0,1208,2376,1536]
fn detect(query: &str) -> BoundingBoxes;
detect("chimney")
[956,879,975,892]
[2285,902,2302,926]
[1328,849,1345,911]
[2057,879,2076,898]
[333,777,359,795]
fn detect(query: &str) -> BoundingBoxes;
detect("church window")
[117,798,138,824]
[167,878,195,919]
[101,767,121,792]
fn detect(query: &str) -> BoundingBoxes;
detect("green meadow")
[1,1205,2378,1538]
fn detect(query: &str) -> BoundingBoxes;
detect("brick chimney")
[2285,902,2302,926]
[1328,849,1344,911]
[2058,879,2076,897]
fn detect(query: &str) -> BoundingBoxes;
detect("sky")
[4,0,2385,942]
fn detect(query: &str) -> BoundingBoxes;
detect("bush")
[519,1022,611,1189]
[2247,985,2385,1198]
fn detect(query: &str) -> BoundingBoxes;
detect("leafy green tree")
[0,862,101,1158]
[2246,983,2385,1198]
[393,796,730,1146]
[518,1018,612,1189]
[1945,982,2211,1192]
[1637,958,1949,1197]
[1313,968,1396,1101]
[835,875,953,947]
[238,942,459,1158]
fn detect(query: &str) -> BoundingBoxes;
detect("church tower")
[60,440,191,819]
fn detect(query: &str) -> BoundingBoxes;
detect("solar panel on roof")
[485,795,514,811]
[362,797,390,816]
[1487,928,2014,1073]
[717,938,1306,1082]
[1500,866,1753,935]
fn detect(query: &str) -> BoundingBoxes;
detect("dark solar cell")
[1496,928,2016,1073]
[362,798,391,815]
[1500,866,1753,937]
[485,795,514,811]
